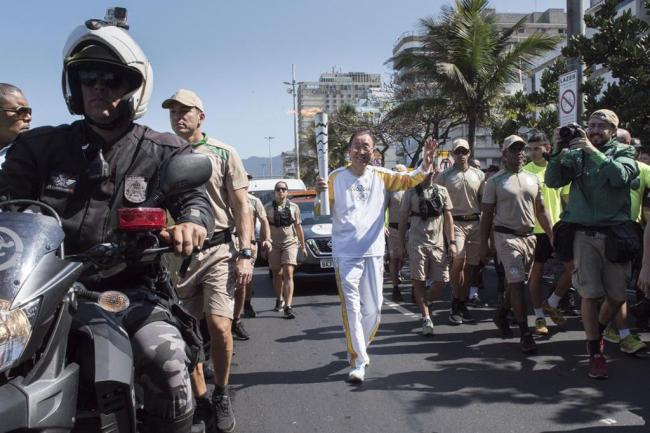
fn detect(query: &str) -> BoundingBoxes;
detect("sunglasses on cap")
[453,148,470,155]
[78,70,124,90]
[0,105,32,118]
[275,187,287,192]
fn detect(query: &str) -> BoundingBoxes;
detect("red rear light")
[117,208,167,231]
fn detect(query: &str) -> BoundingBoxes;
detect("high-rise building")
[297,71,382,146]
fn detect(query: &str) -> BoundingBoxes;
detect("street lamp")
[283,64,300,180]
[264,136,275,177]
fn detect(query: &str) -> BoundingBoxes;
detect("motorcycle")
[0,153,212,433]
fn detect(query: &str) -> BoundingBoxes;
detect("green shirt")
[523,161,563,234]
[630,161,650,222]
[545,139,639,226]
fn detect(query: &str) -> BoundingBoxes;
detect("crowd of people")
[1,11,649,433]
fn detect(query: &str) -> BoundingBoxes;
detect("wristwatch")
[237,248,253,259]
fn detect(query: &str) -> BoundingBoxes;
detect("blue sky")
[2,0,567,159]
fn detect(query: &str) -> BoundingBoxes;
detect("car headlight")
[0,298,41,373]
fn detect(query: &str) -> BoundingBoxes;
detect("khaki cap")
[590,109,619,128]
[162,89,204,112]
[452,138,470,151]
[502,134,526,150]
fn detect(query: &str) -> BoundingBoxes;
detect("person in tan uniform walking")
[164,89,251,433]
[387,164,408,302]
[398,171,455,335]
[265,180,307,318]
[437,138,485,325]
[480,135,553,354]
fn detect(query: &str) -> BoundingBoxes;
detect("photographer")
[546,109,639,379]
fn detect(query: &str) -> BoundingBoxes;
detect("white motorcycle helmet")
[62,19,153,120]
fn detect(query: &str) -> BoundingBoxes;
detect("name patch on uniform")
[124,175,148,203]
[45,173,78,194]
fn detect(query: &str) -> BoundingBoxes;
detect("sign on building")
[558,70,579,126]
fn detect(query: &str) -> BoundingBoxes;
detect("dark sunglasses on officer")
[78,69,125,90]
[0,105,32,119]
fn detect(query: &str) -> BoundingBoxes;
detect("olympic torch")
[315,112,330,215]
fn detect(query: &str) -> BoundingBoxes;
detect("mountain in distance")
[243,155,284,178]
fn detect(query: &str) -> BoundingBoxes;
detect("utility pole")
[284,65,300,179]
[566,0,585,120]
[265,136,275,177]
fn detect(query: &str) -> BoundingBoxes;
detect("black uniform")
[0,120,214,427]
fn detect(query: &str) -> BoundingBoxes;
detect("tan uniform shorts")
[454,220,481,266]
[269,244,298,270]
[572,230,630,302]
[407,243,449,282]
[387,227,401,259]
[494,232,536,284]
[175,242,237,320]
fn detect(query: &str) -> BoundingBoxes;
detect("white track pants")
[334,255,384,368]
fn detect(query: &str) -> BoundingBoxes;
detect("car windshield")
[295,200,332,225]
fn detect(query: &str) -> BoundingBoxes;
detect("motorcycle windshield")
[0,212,64,304]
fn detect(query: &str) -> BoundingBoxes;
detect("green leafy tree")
[391,0,561,153]
[563,0,650,144]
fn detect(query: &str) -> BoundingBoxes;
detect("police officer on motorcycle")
[0,17,214,433]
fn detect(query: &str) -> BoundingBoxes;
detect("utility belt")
[494,225,534,237]
[388,222,409,230]
[210,228,232,245]
[270,221,293,227]
[411,212,440,219]
[454,214,480,222]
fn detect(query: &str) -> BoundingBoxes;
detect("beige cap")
[502,134,526,150]
[590,109,619,128]
[162,89,204,112]
[452,138,470,151]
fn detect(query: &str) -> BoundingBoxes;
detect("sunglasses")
[275,187,287,192]
[0,106,32,118]
[453,148,470,155]
[78,70,124,90]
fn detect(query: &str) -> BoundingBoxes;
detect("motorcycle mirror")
[143,153,212,206]
[159,153,211,197]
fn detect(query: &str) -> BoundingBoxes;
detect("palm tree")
[391,0,561,152]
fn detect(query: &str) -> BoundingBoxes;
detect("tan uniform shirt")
[483,168,540,232]
[436,165,484,216]
[388,190,405,224]
[400,184,453,248]
[193,135,248,231]
[248,194,266,224]
[265,200,301,248]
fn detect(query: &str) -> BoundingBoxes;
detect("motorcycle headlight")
[0,298,41,373]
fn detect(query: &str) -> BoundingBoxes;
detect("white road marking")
[383,299,420,319]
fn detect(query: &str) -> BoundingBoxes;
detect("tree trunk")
[467,109,477,158]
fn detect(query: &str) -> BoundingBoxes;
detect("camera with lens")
[104,7,129,29]
[558,122,582,149]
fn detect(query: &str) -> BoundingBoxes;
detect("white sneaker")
[347,365,366,383]
[421,317,434,336]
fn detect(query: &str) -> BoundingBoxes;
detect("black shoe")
[273,298,284,312]
[231,320,250,341]
[448,300,463,325]
[284,305,296,319]
[193,397,214,433]
[459,302,476,324]
[391,287,404,302]
[520,333,538,354]
[244,301,257,318]
[493,310,514,338]
[212,394,235,433]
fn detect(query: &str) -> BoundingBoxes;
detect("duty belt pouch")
[552,221,577,262]
[169,301,204,373]
[605,221,642,263]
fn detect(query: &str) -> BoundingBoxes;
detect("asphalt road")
[225,266,650,433]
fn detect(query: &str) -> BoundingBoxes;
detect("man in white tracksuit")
[316,130,435,383]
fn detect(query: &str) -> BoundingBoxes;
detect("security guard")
[398,171,455,335]
[436,138,484,325]
[481,135,553,354]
